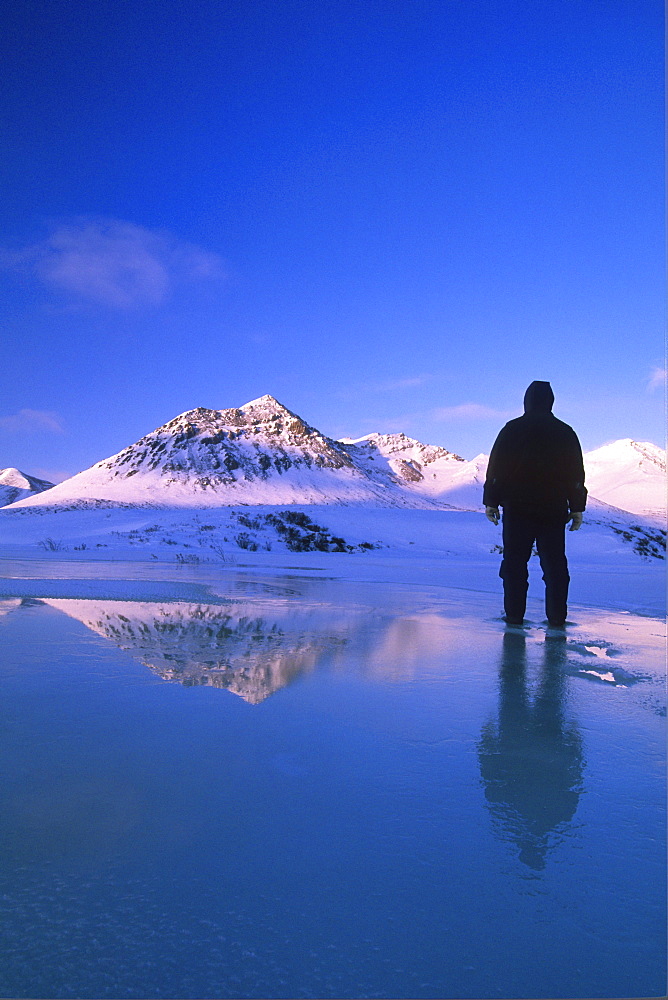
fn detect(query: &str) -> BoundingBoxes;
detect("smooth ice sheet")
[0,573,665,999]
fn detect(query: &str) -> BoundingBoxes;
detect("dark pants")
[500,508,570,623]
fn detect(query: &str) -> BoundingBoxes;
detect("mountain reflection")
[41,597,471,701]
[478,632,584,871]
[44,599,356,703]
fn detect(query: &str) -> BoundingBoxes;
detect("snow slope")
[583,440,666,520]
[0,468,54,508]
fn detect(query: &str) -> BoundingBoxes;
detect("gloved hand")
[485,506,500,525]
[569,511,583,531]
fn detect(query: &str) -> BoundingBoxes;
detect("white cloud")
[374,376,431,392]
[0,408,65,434]
[0,218,225,309]
[431,403,513,422]
[647,367,666,392]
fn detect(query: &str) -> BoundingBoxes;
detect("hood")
[523,381,554,414]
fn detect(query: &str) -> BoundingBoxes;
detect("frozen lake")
[0,563,665,999]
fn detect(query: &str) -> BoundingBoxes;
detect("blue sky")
[1,0,664,482]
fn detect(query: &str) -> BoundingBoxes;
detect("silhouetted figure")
[483,381,587,625]
[478,632,584,870]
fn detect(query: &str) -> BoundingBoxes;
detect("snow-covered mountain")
[583,440,666,520]
[347,433,667,519]
[342,432,488,509]
[9,396,466,510]
[6,395,666,520]
[0,468,54,508]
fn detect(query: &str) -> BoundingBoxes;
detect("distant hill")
[0,468,54,508]
[340,432,489,510]
[583,439,666,520]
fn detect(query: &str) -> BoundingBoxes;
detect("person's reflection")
[478,631,584,870]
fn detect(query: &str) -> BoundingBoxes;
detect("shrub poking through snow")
[611,524,666,560]
[226,509,381,553]
[37,537,67,551]
[208,542,234,562]
[235,532,258,551]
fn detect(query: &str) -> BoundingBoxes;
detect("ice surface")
[0,567,664,1000]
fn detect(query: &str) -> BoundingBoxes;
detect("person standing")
[483,381,587,627]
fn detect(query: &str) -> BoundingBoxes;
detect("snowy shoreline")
[0,547,664,621]
[0,498,664,619]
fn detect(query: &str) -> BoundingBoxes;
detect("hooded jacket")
[482,381,587,516]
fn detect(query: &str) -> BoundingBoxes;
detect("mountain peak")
[344,431,465,465]
[586,438,666,472]
[583,439,666,519]
[240,394,288,412]
[0,467,54,508]
[0,468,27,488]
[0,467,54,491]
[10,395,375,507]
